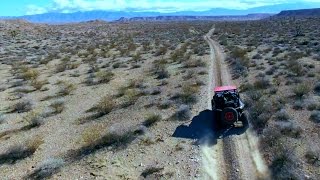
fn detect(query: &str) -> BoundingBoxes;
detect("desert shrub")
[275,109,290,121]
[253,113,270,130]
[305,150,320,166]
[155,66,170,79]
[252,53,263,59]
[21,68,39,81]
[26,158,65,180]
[230,46,248,59]
[10,100,32,113]
[266,66,277,75]
[90,96,115,117]
[227,56,248,79]
[150,87,161,95]
[0,137,43,165]
[112,62,121,69]
[287,60,305,76]
[253,77,270,89]
[159,100,173,109]
[78,129,138,157]
[143,114,162,127]
[122,89,140,107]
[58,82,76,96]
[96,71,114,83]
[179,85,199,104]
[310,111,320,123]
[116,86,127,97]
[49,100,65,114]
[293,83,311,98]
[81,125,105,147]
[183,58,206,68]
[141,166,164,178]
[292,101,304,110]
[172,105,192,121]
[270,150,299,180]
[182,70,195,80]
[23,111,43,129]
[307,102,319,111]
[31,80,48,90]
[154,46,167,56]
[276,121,302,138]
[314,82,320,94]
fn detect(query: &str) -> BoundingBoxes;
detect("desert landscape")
[0,8,319,180]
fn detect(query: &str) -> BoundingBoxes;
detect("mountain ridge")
[1,2,320,23]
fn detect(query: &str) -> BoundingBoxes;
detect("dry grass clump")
[180,84,199,104]
[310,111,320,123]
[9,100,32,113]
[0,136,43,165]
[31,79,48,90]
[172,105,192,121]
[122,89,141,107]
[293,83,311,98]
[49,100,65,114]
[158,99,173,109]
[96,70,114,83]
[22,110,43,129]
[58,81,76,96]
[183,58,206,68]
[143,114,162,127]
[89,96,115,117]
[305,150,320,166]
[71,126,138,160]
[26,158,65,180]
[21,68,39,81]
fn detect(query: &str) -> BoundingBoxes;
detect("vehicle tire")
[240,112,249,129]
[221,107,238,125]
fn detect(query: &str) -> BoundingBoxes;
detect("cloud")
[26,5,48,15]
[25,0,315,15]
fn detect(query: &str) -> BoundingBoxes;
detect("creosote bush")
[96,71,114,83]
[58,82,76,96]
[172,105,192,121]
[143,114,162,127]
[10,100,32,113]
[293,83,311,98]
[92,96,116,117]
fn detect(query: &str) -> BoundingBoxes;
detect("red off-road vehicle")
[211,86,247,129]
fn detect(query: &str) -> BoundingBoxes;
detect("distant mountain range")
[277,8,320,17]
[1,2,320,23]
[116,14,272,22]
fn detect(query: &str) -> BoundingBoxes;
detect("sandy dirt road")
[200,27,270,180]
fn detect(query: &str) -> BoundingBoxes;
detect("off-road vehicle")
[211,86,247,129]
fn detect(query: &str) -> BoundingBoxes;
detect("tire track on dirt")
[200,27,227,180]
[207,28,269,179]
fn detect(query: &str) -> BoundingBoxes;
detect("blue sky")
[1,0,320,16]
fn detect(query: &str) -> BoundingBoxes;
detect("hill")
[277,8,320,17]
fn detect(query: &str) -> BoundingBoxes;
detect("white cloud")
[24,0,319,15]
[26,5,48,15]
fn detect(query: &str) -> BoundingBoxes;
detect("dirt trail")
[201,27,270,180]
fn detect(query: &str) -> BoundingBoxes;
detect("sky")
[1,0,320,16]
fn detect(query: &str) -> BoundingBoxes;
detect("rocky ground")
[0,19,214,179]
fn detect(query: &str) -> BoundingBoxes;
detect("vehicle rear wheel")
[221,107,238,125]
